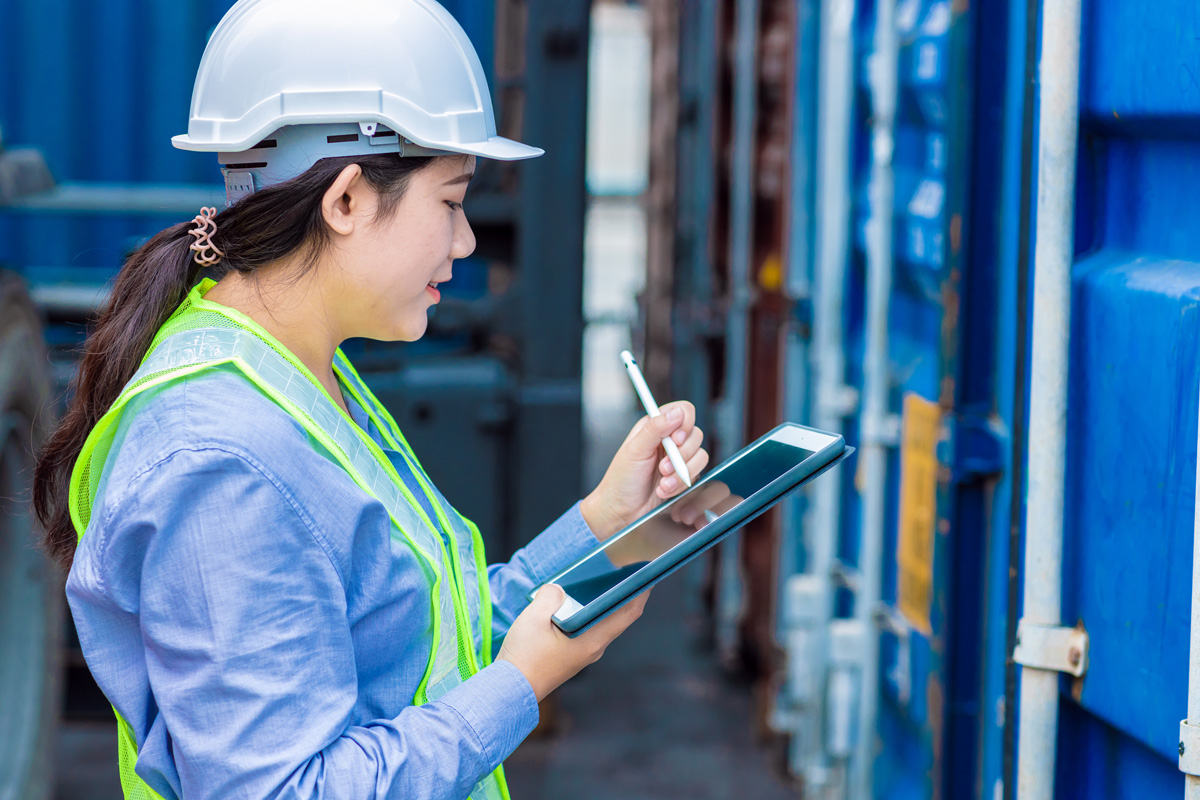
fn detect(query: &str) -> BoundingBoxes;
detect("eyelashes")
[446,201,463,212]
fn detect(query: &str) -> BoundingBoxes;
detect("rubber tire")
[0,270,62,800]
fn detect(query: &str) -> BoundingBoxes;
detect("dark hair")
[33,153,435,569]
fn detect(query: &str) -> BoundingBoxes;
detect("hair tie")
[188,207,225,267]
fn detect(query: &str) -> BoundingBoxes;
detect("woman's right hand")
[496,584,649,702]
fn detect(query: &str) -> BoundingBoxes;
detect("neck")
[204,267,349,413]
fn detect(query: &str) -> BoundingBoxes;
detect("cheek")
[388,211,453,267]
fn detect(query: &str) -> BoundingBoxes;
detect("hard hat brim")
[457,136,545,161]
[174,131,543,162]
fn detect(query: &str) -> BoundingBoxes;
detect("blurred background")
[3,0,1200,799]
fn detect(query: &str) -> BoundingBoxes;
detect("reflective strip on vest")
[72,317,509,800]
[332,351,495,666]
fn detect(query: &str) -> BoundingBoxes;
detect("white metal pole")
[849,0,900,796]
[803,0,858,790]
[1186,389,1200,798]
[1016,0,1082,796]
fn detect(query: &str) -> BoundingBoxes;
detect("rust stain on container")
[939,375,956,407]
[928,673,946,800]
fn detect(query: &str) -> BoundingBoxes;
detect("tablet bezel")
[534,422,848,636]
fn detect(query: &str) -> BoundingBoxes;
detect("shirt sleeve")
[486,501,602,642]
[126,447,538,800]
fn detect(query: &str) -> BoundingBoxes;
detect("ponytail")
[33,153,436,568]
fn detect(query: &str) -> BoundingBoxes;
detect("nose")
[451,210,476,260]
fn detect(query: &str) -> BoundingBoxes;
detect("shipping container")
[657,0,1200,797]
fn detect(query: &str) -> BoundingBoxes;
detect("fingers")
[683,448,710,482]
[657,400,696,432]
[662,425,704,467]
[659,426,704,475]
[630,401,697,455]
[657,446,710,498]
[657,423,708,498]
[529,584,567,624]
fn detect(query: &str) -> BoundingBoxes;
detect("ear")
[321,164,367,236]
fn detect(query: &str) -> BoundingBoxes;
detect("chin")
[364,306,429,343]
[393,317,430,343]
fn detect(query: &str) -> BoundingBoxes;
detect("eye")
[446,201,463,213]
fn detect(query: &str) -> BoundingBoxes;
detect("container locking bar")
[1179,720,1200,776]
[1012,620,1089,678]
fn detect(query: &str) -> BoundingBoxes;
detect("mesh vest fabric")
[69,279,512,800]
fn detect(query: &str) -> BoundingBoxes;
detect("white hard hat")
[173,0,543,203]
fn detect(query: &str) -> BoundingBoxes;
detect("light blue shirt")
[66,362,600,800]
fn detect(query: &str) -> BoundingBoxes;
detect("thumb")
[531,583,566,615]
[633,407,684,451]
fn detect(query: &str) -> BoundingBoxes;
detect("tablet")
[531,422,853,636]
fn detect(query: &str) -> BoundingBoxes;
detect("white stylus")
[620,350,692,488]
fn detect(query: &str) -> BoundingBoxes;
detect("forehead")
[422,154,476,183]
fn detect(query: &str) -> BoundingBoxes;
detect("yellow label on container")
[896,393,941,635]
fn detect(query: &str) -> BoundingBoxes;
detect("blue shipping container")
[0,0,496,276]
[761,0,1200,796]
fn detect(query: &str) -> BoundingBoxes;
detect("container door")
[1052,0,1200,796]
[847,0,1013,796]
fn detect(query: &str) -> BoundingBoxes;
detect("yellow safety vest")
[69,278,511,800]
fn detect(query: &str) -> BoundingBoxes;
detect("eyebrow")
[443,173,475,186]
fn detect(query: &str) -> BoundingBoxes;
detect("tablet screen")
[554,439,817,608]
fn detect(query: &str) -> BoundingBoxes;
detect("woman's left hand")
[580,401,709,541]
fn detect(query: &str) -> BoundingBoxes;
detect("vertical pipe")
[776,0,820,665]
[849,0,900,797]
[715,0,759,658]
[1187,394,1200,798]
[1015,0,1082,796]
[1003,0,1041,794]
[724,0,758,454]
[643,0,680,393]
[776,0,819,618]
[803,0,857,789]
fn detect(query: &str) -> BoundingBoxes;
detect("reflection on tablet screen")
[553,440,816,607]
[560,562,650,606]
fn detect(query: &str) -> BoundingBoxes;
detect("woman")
[32,1,707,798]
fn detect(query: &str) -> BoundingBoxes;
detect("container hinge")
[947,411,1006,484]
[818,384,860,419]
[861,412,902,447]
[1012,620,1088,677]
[830,559,861,594]
[874,603,912,706]
[1178,719,1200,776]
